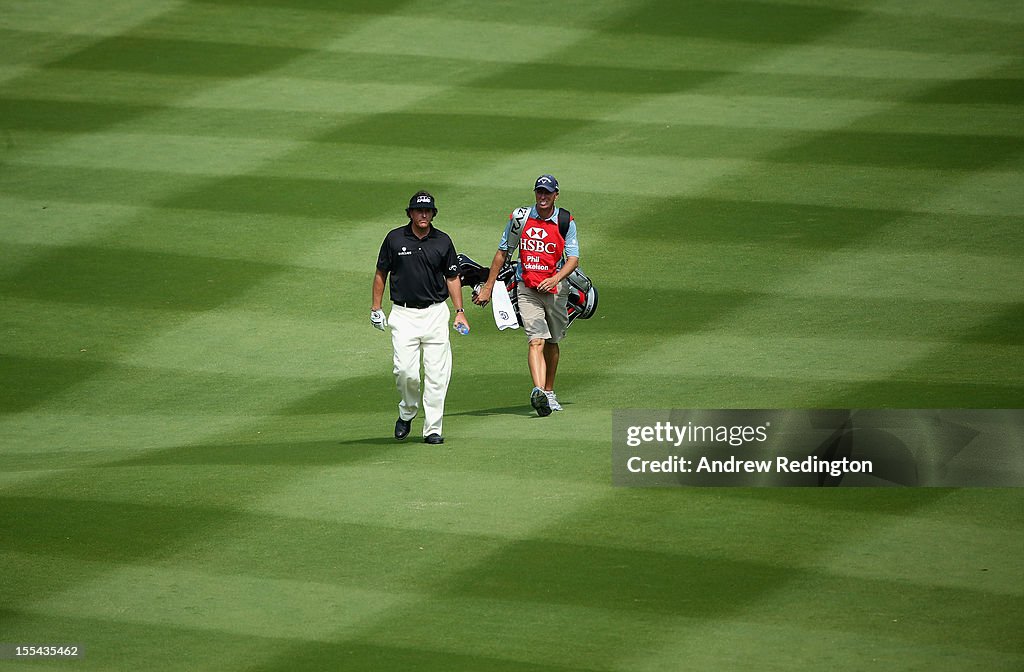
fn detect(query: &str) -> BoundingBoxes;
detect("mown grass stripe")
[44,35,313,77]
[6,491,1020,612]
[8,160,996,214]
[592,292,1024,340]
[8,55,1019,107]
[22,561,412,640]
[5,125,1022,179]
[7,96,1022,161]
[0,604,609,672]
[1,244,289,310]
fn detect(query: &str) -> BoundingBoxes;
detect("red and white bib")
[517,214,565,293]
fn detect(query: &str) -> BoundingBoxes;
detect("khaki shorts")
[516,281,569,343]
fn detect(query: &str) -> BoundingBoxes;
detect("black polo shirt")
[376,224,460,305]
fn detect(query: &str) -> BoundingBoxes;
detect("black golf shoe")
[395,417,412,440]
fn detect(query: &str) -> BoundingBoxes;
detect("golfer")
[371,191,469,444]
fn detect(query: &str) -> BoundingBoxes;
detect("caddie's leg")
[420,303,452,437]
[528,339,547,389]
[543,280,569,390]
[390,306,422,422]
[543,343,559,390]
[547,280,570,342]
[519,285,551,390]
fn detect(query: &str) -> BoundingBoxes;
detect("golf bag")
[458,253,598,330]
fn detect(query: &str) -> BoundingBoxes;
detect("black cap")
[407,192,437,213]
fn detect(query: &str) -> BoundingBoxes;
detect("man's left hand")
[535,277,560,293]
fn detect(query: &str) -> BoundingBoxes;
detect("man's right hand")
[472,285,492,306]
[370,309,387,331]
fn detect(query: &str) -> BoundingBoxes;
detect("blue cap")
[534,174,558,192]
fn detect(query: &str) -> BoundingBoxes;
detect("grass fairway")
[2,0,1023,670]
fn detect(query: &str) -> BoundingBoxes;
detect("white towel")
[490,282,520,330]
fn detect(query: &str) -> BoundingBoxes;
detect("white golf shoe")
[545,390,563,411]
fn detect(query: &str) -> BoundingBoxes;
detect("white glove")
[370,309,387,331]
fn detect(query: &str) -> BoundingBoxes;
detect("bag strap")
[557,208,571,239]
[505,206,529,253]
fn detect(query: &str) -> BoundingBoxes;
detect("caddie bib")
[518,215,565,293]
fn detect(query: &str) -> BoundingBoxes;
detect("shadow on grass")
[107,438,407,467]
[449,405,534,418]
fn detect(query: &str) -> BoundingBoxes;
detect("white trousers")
[389,302,452,437]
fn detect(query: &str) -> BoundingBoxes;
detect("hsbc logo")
[520,238,557,254]
[520,224,559,254]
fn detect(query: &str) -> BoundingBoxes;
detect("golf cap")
[534,174,559,192]
[406,192,437,213]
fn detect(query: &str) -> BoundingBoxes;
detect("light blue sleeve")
[563,219,580,258]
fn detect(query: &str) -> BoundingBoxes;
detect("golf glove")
[370,309,387,331]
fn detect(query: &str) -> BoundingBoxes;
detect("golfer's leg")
[390,307,421,421]
[420,304,452,437]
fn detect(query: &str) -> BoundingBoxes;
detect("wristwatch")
[456,308,465,313]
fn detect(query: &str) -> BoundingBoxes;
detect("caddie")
[472,174,580,416]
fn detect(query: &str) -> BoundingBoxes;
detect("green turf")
[2,0,1023,670]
